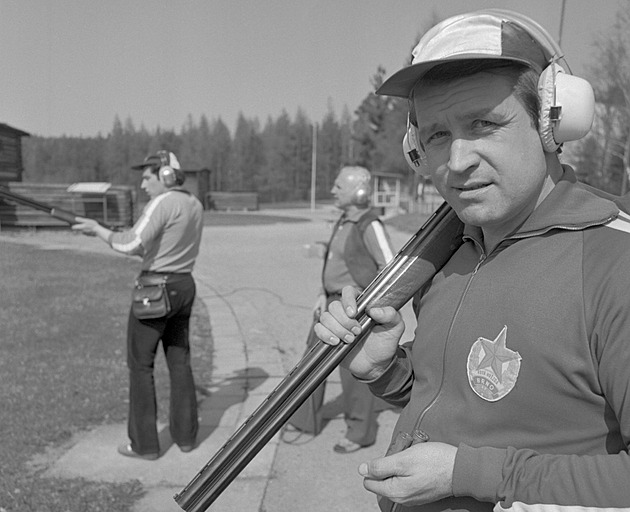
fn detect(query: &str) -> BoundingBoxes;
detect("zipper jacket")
[369,168,630,511]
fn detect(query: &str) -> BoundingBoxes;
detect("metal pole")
[558,0,567,47]
[310,123,317,212]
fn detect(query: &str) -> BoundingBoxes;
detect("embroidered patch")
[467,326,521,402]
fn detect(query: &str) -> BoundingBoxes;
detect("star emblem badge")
[467,326,522,402]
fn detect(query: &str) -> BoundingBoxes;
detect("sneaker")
[117,443,159,460]
[280,424,313,445]
[333,438,372,454]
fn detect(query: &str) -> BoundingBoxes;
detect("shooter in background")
[288,165,395,454]
[73,150,203,460]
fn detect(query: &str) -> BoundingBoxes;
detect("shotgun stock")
[0,187,99,226]
[174,201,465,512]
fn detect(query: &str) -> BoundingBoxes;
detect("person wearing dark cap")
[315,9,630,511]
[73,150,203,460]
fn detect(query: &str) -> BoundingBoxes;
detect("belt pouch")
[132,275,171,319]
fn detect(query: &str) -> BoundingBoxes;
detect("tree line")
[22,68,413,205]
[22,4,630,204]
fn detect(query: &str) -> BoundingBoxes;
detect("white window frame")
[373,175,400,207]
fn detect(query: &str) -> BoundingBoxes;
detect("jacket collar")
[463,165,619,246]
[341,206,373,223]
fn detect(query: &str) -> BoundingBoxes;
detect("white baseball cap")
[131,150,181,170]
[377,9,560,98]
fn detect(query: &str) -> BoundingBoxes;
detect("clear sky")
[0,0,622,138]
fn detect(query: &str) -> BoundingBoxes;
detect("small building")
[371,169,410,215]
[182,168,211,208]
[0,123,30,182]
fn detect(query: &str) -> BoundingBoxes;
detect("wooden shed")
[0,123,30,182]
[182,168,211,208]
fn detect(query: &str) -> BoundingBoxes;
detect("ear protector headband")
[402,10,595,176]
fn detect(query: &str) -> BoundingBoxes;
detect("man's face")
[413,71,548,240]
[140,167,167,199]
[331,170,361,210]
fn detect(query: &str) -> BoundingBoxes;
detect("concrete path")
[5,207,419,512]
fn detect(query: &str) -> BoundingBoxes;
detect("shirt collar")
[341,206,371,223]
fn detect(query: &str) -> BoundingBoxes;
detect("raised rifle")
[174,201,465,511]
[0,187,105,227]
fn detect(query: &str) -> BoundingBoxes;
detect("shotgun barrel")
[174,201,465,512]
[0,187,115,227]
[0,187,82,225]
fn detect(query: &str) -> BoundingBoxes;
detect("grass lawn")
[0,241,212,512]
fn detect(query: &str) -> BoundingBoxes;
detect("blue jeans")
[126,273,198,455]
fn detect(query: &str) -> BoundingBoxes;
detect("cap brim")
[376,54,535,98]
[131,157,161,170]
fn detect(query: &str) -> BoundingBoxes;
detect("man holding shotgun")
[73,150,203,460]
[315,9,630,511]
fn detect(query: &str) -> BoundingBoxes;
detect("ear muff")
[538,63,595,152]
[403,116,430,176]
[353,182,370,205]
[158,166,178,188]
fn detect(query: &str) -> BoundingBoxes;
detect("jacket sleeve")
[108,195,169,256]
[365,343,415,408]
[364,289,431,407]
[453,445,630,509]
